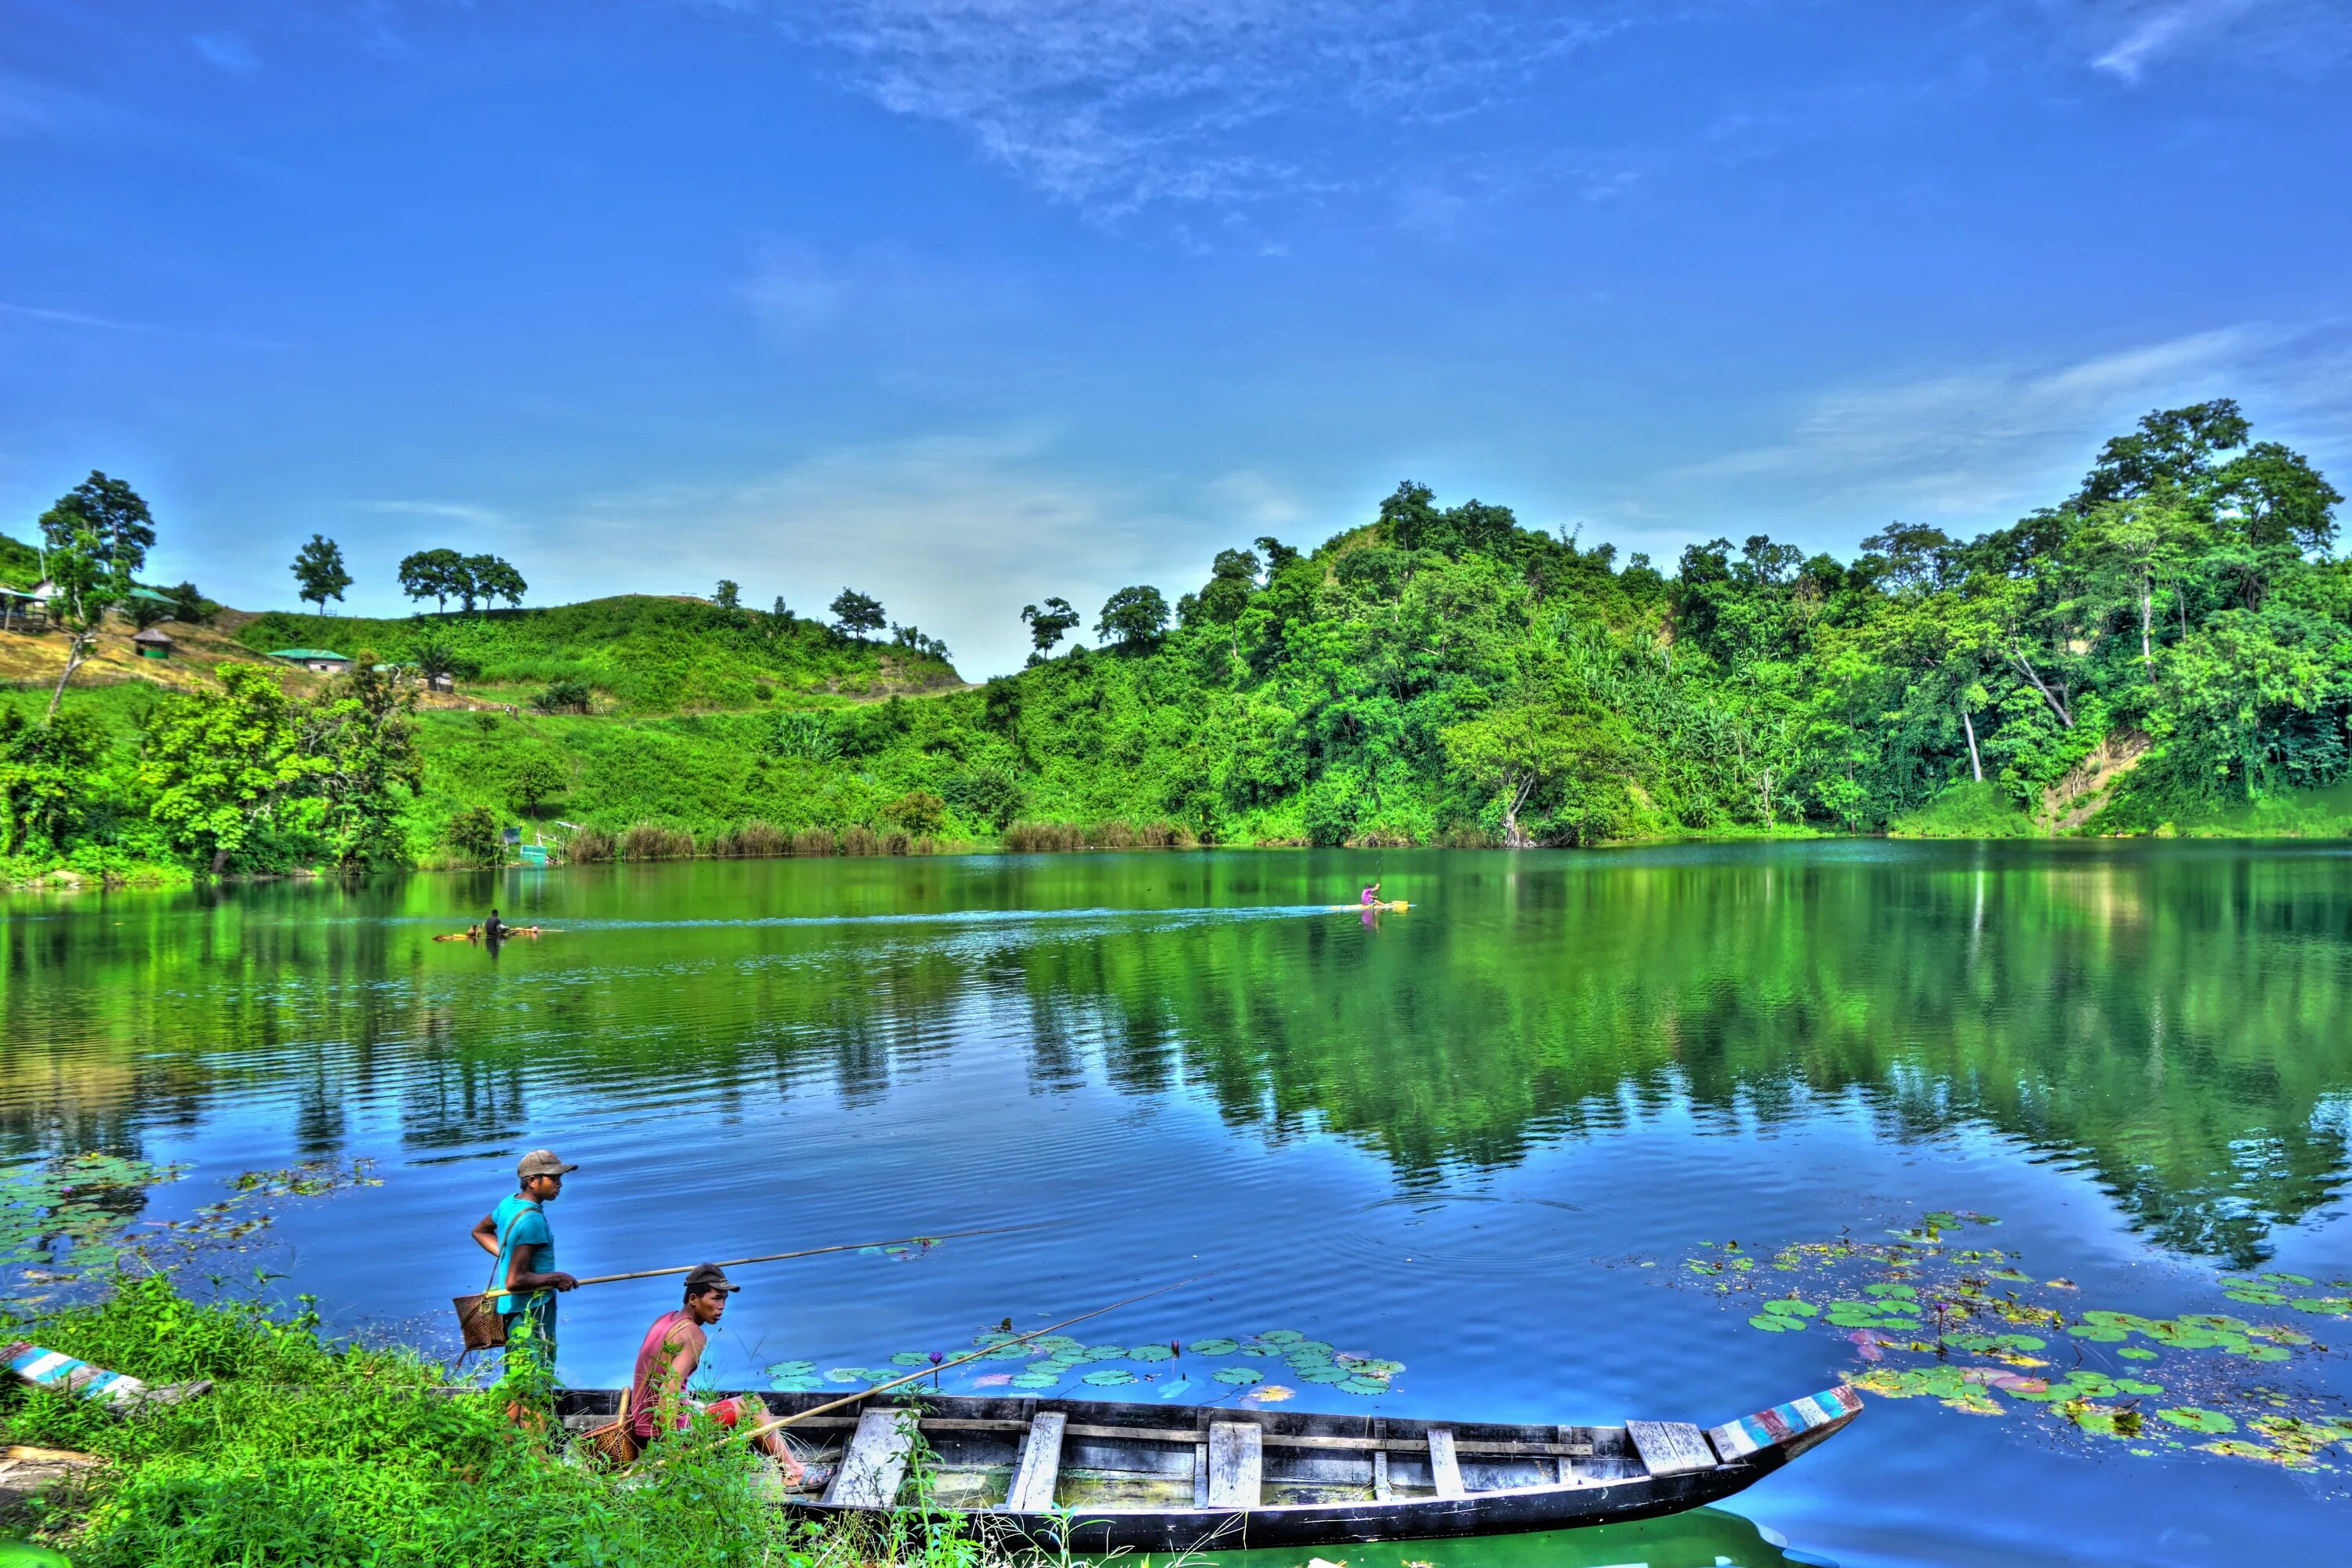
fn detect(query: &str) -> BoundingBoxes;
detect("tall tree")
[2069,488,2208,673]
[38,472,156,720]
[713,579,741,611]
[291,534,353,613]
[462,554,525,610]
[830,588,885,638]
[1019,597,1081,658]
[1096,585,1170,649]
[397,548,466,612]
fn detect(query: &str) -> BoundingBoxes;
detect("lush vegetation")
[4,400,2347,880]
[236,597,957,714]
[0,1276,986,1567]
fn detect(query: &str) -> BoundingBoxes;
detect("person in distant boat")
[1359,880,1381,907]
[470,1149,579,1359]
[485,908,505,941]
[628,1264,803,1477]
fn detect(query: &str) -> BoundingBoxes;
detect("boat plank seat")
[1206,1421,1262,1508]
[825,1408,917,1508]
[1428,1427,1466,1498]
[1004,1412,1065,1512]
[1626,1420,1715,1478]
[1372,1448,1392,1502]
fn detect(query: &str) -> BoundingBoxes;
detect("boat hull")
[554,1385,1857,1552]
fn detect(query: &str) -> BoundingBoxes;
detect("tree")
[38,472,155,720]
[531,678,591,714]
[291,534,353,613]
[127,592,173,633]
[300,655,423,867]
[770,596,793,626]
[411,634,463,691]
[397,549,466,612]
[506,751,568,820]
[830,588,885,638]
[1020,597,1081,658]
[444,805,505,869]
[462,554,525,610]
[713,579,741,611]
[166,581,212,625]
[0,708,106,855]
[884,789,947,837]
[2069,488,2208,673]
[1441,692,1628,847]
[139,663,319,874]
[1096,585,1170,649]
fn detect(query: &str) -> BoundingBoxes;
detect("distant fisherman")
[470,1149,579,1359]
[485,908,505,941]
[627,1264,804,1479]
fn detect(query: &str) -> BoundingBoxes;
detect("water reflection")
[2,844,2347,1268]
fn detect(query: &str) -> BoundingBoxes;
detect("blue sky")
[4,1,2349,677]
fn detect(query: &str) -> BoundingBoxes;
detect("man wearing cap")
[626,1263,802,1477]
[470,1149,580,1358]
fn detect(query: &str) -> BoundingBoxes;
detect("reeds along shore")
[517,817,1210,866]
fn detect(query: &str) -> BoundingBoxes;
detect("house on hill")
[270,647,353,673]
[372,660,454,692]
[0,581,53,630]
[132,626,174,659]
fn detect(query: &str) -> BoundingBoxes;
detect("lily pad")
[1338,1376,1391,1396]
[1187,1338,1239,1356]
[1749,1314,1806,1333]
[1762,1300,1820,1319]
[891,1352,933,1367]
[1083,1369,1138,1387]
[1299,1366,1352,1385]
[1128,1345,1175,1363]
[1011,1371,1065,1390]
[2117,1347,2158,1361]
[2259,1272,2314,1287]
[1258,1330,1305,1345]
[1214,1367,1263,1386]
[766,1360,815,1377]
[2157,1407,2237,1434]
[1864,1283,1918,1301]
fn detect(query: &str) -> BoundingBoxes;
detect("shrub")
[882,830,911,855]
[1002,821,1084,851]
[839,826,881,856]
[884,790,947,837]
[444,805,503,867]
[942,766,1025,829]
[617,822,694,860]
[564,826,615,863]
[530,677,592,715]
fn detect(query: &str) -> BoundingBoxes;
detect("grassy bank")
[0,1278,981,1568]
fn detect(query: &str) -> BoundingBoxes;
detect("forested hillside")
[4,399,2346,881]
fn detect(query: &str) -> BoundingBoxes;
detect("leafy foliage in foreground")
[0,1277,815,1566]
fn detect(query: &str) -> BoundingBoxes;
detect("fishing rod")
[669,1273,1211,1465]
[551,1221,1065,1292]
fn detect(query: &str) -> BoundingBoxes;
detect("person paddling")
[627,1264,804,1479]
[1359,879,1381,908]
[470,1149,579,1360]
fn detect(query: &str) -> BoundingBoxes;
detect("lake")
[3,844,2349,1567]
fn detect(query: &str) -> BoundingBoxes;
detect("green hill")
[235,596,960,713]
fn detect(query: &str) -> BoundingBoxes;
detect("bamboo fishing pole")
[557,1222,1063,1291]
[689,1273,1209,1461]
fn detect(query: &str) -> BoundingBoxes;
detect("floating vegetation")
[1214,1367,1264,1386]
[1083,1370,1137,1387]
[771,1325,1415,1402]
[1671,1214,2352,1473]
[1186,1338,1238,1356]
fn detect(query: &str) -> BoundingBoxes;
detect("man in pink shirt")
[627,1263,803,1479]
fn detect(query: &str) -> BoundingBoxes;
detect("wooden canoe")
[555,1383,1859,1552]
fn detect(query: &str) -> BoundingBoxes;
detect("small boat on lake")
[1329,900,1410,913]
[555,1383,1860,1552]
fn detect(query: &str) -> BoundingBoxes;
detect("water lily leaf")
[1010,1371,1064,1390]
[1864,1283,1918,1300]
[1299,1366,1352,1385]
[766,1360,815,1377]
[1128,1345,1174,1362]
[2224,1288,2289,1305]
[1258,1330,1305,1345]
[983,1344,1043,1361]
[2067,1324,2129,1342]
[2288,1298,2352,1317]
[1214,1367,1263,1386]
[825,1368,871,1385]
[891,1352,932,1367]
[1289,1339,1334,1357]
[1338,1376,1390,1396]
[1245,1385,1296,1403]
[2113,1379,2164,1396]
[1762,1300,1820,1318]
[1354,1359,1405,1377]
[2242,1345,2293,1363]
[769,1376,825,1393]
[2117,1347,2158,1362]
[1749,1314,1805,1333]
[1187,1338,1239,1356]
[1083,1370,1138,1387]
[2157,1407,2236,1434]
[1032,1335,1083,1352]
[1240,1345,1283,1357]
[2258,1272,2314,1287]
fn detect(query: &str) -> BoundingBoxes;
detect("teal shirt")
[489,1194,557,1342]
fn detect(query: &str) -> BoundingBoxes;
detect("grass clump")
[0,1276,819,1566]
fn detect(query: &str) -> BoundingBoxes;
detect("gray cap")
[684,1262,740,1294]
[517,1149,579,1179]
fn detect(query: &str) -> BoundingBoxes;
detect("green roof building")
[269,648,354,673]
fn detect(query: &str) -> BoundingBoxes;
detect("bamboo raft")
[556,1384,1860,1552]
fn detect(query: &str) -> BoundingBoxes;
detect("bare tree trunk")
[1503,774,1534,848]
[1962,707,1983,783]
[2139,570,2153,672]
[44,630,93,722]
[2004,646,2074,729]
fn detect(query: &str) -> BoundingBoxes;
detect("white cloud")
[191,34,261,75]
[1658,324,2352,535]
[779,1,1634,216]
[2074,0,2347,82]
